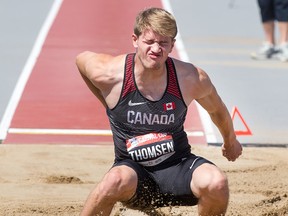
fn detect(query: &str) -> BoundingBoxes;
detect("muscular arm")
[76,51,125,109]
[79,73,108,108]
[197,84,236,143]
[76,51,111,108]
[194,68,242,161]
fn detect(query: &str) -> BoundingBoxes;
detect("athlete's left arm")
[195,68,242,161]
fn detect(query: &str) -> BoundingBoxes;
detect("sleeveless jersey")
[107,53,191,167]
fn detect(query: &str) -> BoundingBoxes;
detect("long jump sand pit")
[0,144,287,215]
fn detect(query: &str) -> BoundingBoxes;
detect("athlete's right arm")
[76,51,110,107]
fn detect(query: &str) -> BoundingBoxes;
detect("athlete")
[76,7,242,216]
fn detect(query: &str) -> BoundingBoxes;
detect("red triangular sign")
[231,106,252,136]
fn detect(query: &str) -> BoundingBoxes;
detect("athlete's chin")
[147,58,163,69]
[146,62,161,70]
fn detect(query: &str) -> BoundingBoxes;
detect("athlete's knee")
[192,164,229,200]
[99,166,138,201]
[193,165,229,215]
[208,170,229,199]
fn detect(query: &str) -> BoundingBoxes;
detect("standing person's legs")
[275,0,288,43]
[278,21,288,43]
[191,163,229,216]
[251,0,276,59]
[263,21,276,45]
[275,0,288,61]
[258,0,276,44]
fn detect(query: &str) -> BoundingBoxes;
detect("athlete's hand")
[222,139,242,162]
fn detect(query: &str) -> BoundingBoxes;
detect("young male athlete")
[76,7,242,216]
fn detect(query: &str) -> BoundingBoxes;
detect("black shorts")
[258,0,288,22]
[112,154,214,210]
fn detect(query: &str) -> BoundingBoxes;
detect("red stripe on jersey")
[122,54,136,98]
[166,58,181,99]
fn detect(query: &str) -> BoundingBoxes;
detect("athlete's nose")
[151,42,161,53]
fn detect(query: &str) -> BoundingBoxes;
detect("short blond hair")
[134,8,177,39]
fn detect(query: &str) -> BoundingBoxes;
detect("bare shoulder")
[172,58,213,104]
[76,51,126,83]
[76,52,125,73]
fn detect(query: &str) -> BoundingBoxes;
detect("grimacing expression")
[133,29,175,70]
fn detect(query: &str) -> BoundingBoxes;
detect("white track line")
[161,0,217,143]
[8,128,204,137]
[0,0,63,141]
[8,128,113,136]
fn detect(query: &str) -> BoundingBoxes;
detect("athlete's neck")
[135,67,167,101]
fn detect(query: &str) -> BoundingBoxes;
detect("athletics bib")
[126,133,175,167]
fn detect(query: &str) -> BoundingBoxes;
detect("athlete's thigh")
[108,164,138,183]
[151,155,213,196]
[102,162,138,200]
[113,159,159,210]
[110,159,142,187]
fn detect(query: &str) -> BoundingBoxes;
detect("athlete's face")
[132,29,175,70]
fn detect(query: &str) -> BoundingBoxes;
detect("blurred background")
[0,0,287,146]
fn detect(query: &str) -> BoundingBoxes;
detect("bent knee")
[192,164,229,198]
[99,166,138,200]
[208,172,228,196]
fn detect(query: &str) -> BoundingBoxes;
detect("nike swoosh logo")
[128,100,146,106]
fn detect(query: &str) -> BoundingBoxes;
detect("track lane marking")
[0,0,63,141]
[8,128,204,137]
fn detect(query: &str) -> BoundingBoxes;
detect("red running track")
[4,0,206,145]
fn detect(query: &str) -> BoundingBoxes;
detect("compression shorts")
[113,154,214,210]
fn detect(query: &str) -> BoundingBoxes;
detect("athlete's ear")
[132,34,138,49]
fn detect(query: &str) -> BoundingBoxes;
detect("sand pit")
[0,144,287,215]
